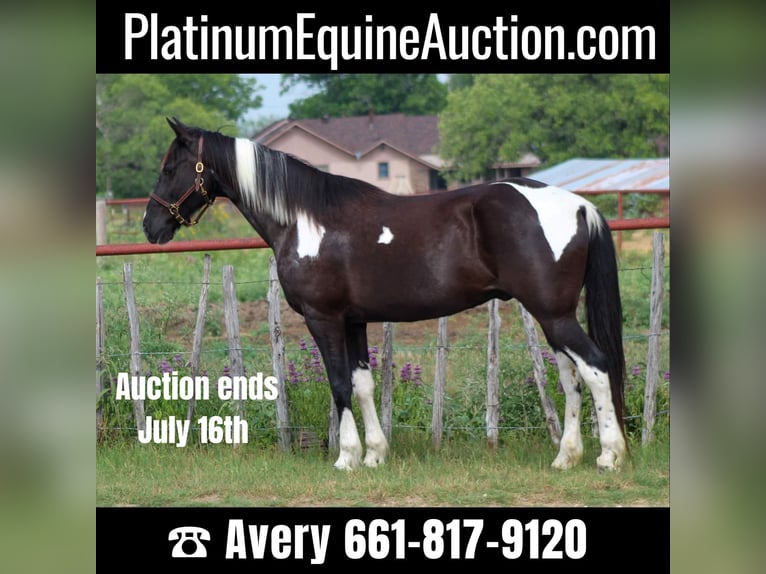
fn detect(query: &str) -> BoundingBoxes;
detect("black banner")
[96,4,669,73]
[98,506,668,570]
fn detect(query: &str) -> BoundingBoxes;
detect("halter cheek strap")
[150,135,214,226]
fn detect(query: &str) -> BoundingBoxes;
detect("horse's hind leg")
[304,315,363,470]
[569,351,627,472]
[539,316,627,472]
[347,322,388,467]
[550,352,584,470]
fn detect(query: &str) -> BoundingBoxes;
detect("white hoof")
[334,447,361,470]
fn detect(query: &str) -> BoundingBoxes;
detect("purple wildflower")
[413,364,422,386]
[541,349,558,366]
[400,362,413,383]
[159,359,173,374]
[288,360,300,385]
[664,371,670,381]
[631,365,642,377]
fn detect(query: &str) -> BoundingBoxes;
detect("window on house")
[429,170,447,191]
[378,162,389,179]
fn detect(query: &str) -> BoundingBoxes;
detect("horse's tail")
[583,207,626,437]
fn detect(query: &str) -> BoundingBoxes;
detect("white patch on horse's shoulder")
[497,182,599,261]
[377,226,394,244]
[296,211,325,258]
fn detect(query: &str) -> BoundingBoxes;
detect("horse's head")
[143,118,215,244]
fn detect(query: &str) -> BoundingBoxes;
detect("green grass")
[97,433,669,507]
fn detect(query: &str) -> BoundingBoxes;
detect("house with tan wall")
[253,112,541,195]
[253,113,447,195]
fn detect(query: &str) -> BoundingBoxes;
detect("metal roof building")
[530,158,669,191]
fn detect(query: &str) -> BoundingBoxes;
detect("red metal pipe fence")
[97,189,669,257]
[95,217,668,257]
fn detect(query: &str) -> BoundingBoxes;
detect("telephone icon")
[168,526,210,558]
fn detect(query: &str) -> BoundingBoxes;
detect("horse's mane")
[196,127,387,225]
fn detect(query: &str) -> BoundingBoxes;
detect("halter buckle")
[195,161,204,174]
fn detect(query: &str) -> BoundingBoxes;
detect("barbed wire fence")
[96,233,669,450]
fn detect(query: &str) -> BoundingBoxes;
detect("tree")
[438,74,669,184]
[96,74,261,198]
[154,75,261,123]
[280,74,448,118]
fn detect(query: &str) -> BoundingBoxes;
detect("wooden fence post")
[96,199,107,245]
[518,302,562,445]
[486,299,501,449]
[380,322,394,441]
[96,277,105,437]
[123,263,145,433]
[186,254,211,421]
[222,265,245,419]
[642,232,665,445]
[268,257,292,451]
[432,317,448,450]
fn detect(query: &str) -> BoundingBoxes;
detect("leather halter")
[150,135,214,226]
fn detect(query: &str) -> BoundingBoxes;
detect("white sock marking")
[335,407,362,470]
[495,182,602,261]
[551,352,584,470]
[563,347,626,470]
[352,368,388,466]
[377,226,394,244]
[296,211,325,258]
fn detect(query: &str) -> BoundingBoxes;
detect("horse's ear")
[167,117,188,138]
[166,117,197,149]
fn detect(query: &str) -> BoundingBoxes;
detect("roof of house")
[254,113,442,165]
[531,158,669,191]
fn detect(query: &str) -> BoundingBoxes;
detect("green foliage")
[439,74,669,184]
[153,75,262,123]
[281,74,448,118]
[96,74,261,198]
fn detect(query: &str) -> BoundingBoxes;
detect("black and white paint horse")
[143,118,628,472]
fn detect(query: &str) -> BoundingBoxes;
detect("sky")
[244,73,449,125]
[244,74,318,123]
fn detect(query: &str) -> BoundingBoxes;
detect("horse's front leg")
[304,314,362,470]
[347,321,388,467]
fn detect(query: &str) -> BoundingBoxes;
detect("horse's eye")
[162,165,173,176]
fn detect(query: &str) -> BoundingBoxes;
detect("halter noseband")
[150,135,214,226]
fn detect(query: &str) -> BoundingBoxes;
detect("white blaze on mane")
[234,138,257,200]
[234,137,290,224]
